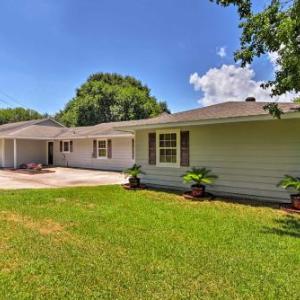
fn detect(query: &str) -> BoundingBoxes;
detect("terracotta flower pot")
[129,177,140,188]
[291,194,300,210]
[191,185,205,198]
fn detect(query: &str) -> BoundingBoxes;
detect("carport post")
[13,139,17,169]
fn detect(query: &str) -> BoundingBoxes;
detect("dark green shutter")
[92,140,97,158]
[180,131,190,167]
[107,140,112,159]
[148,133,156,165]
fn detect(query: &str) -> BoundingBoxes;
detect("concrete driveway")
[0,167,126,189]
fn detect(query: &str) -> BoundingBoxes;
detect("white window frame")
[156,129,180,168]
[62,140,71,153]
[97,139,108,159]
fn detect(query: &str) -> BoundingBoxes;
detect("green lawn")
[0,186,299,299]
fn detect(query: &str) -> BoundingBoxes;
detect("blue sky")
[0,0,282,114]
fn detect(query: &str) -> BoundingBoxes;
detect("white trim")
[62,140,71,153]
[13,139,17,169]
[97,138,108,159]
[156,129,180,168]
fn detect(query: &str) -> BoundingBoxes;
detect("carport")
[0,119,64,169]
[0,138,47,169]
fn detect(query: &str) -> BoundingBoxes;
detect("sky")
[0,0,296,115]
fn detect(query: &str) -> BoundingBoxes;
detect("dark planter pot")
[129,177,140,188]
[291,194,300,210]
[191,184,205,198]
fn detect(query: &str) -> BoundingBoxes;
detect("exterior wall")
[3,139,14,168]
[135,119,300,203]
[0,139,3,167]
[16,139,47,166]
[53,137,134,171]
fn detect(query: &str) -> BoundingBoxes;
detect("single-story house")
[0,100,299,203]
[0,118,135,171]
[116,100,300,203]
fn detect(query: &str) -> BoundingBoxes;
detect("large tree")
[56,73,169,127]
[210,0,300,96]
[0,107,44,125]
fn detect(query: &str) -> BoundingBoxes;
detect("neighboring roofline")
[45,118,66,128]
[115,110,300,132]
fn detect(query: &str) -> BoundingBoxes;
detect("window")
[156,130,180,167]
[97,140,107,158]
[63,141,70,153]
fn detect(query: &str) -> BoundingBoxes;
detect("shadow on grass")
[262,215,300,238]
[145,186,281,210]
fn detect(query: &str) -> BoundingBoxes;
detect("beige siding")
[4,139,14,168]
[135,119,300,203]
[16,140,47,166]
[0,139,3,167]
[53,137,134,171]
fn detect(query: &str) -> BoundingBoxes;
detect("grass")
[0,186,298,299]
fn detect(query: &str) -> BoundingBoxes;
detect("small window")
[98,140,107,158]
[63,141,70,153]
[156,130,180,167]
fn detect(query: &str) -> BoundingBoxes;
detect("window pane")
[171,133,176,140]
[166,155,172,163]
[166,149,171,156]
[63,142,69,152]
[98,149,107,157]
[98,140,106,148]
[171,140,176,147]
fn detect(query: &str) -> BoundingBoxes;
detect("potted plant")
[123,164,145,188]
[277,175,300,210]
[182,167,218,198]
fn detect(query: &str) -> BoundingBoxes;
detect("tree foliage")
[210,0,300,95]
[0,107,44,125]
[56,73,169,127]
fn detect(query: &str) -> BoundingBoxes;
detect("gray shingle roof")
[0,118,135,139]
[58,120,136,139]
[115,101,300,129]
[0,102,299,139]
[0,119,66,139]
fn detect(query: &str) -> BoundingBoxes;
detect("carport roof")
[0,118,134,139]
[0,119,66,139]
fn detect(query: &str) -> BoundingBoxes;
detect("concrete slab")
[0,167,126,189]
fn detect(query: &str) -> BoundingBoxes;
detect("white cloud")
[190,64,298,106]
[216,47,227,58]
[268,51,281,71]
